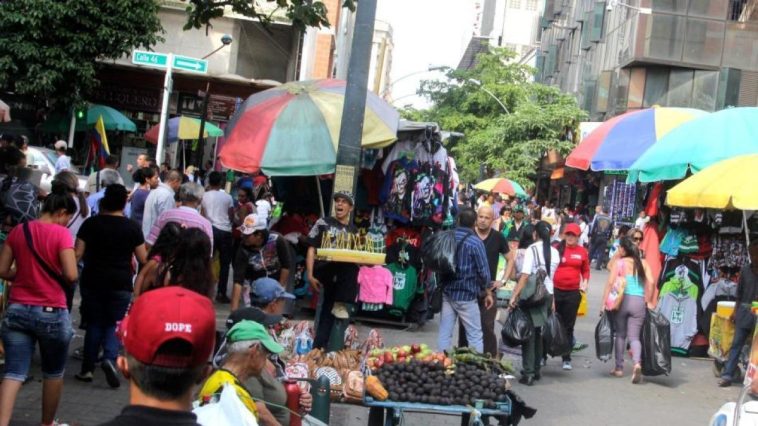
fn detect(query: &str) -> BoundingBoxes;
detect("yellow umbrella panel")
[667,154,758,210]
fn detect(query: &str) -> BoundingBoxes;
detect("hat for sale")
[119,287,216,368]
[564,223,581,236]
[332,190,354,206]
[54,140,67,150]
[226,320,284,354]
[238,213,267,235]
[251,277,296,306]
[226,306,283,330]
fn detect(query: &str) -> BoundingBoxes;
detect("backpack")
[0,178,39,226]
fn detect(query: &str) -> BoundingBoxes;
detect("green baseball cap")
[226,320,284,354]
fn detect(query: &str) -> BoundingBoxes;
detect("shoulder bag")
[22,222,71,293]
[605,259,627,311]
[519,245,548,308]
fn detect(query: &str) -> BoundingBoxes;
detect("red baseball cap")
[564,223,582,236]
[119,287,216,368]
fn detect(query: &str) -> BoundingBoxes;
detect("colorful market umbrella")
[42,104,137,133]
[474,178,527,198]
[566,107,706,171]
[628,107,758,183]
[219,79,399,176]
[667,154,758,210]
[144,116,224,144]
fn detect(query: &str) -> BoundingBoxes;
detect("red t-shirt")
[6,221,74,308]
[553,244,590,291]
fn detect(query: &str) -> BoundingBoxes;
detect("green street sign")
[132,50,168,68]
[173,55,208,73]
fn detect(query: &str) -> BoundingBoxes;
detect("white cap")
[54,140,68,150]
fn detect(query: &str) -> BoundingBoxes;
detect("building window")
[526,0,538,10]
[509,0,521,9]
[643,68,669,108]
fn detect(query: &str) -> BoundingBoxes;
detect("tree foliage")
[413,48,587,189]
[0,0,164,108]
[184,0,356,32]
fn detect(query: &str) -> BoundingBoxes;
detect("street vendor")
[306,190,360,350]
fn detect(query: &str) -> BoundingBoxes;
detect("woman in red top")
[0,184,78,426]
[553,223,590,371]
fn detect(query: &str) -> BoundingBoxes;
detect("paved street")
[7,270,743,425]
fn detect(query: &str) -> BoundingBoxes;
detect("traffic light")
[75,107,85,119]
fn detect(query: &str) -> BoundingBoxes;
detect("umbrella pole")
[744,210,751,249]
[315,176,325,217]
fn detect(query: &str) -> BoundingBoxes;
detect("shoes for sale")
[75,371,93,382]
[102,359,121,389]
[562,361,573,371]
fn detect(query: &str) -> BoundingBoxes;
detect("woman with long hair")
[509,221,559,385]
[74,184,146,388]
[0,184,78,426]
[52,171,89,238]
[602,236,654,384]
[133,221,182,297]
[552,223,590,371]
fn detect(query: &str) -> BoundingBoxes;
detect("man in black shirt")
[99,287,216,426]
[306,191,360,350]
[459,205,515,356]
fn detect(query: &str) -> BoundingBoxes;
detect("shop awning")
[551,167,565,180]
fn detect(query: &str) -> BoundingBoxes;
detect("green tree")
[184,0,355,32]
[415,47,586,189]
[0,0,163,108]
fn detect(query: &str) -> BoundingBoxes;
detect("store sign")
[90,85,162,113]
[178,92,239,121]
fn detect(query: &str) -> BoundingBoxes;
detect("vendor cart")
[364,396,511,426]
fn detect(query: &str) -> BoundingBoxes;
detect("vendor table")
[364,396,511,426]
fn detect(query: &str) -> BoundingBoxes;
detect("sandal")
[632,364,642,384]
[610,368,623,377]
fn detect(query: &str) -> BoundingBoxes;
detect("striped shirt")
[440,228,491,302]
[146,206,214,251]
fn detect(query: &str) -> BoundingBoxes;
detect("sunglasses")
[633,236,643,242]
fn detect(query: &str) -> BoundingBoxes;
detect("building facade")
[459,0,545,69]
[536,0,758,120]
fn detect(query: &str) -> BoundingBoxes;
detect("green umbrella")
[42,104,137,133]
[627,107,758,183]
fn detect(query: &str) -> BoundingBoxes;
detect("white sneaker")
[562,361,573,371]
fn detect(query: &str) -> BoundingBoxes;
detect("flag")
[84,115,111,172]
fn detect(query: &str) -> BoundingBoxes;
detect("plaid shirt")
[441,228,491,302]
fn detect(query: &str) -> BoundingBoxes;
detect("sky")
[375,0,475,110]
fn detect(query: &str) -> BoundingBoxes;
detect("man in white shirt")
[201,171,234,303]
[54,140,72,173]
[141,170,182,238]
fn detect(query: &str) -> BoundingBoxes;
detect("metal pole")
[195,82,211,167]
[156,53,173,167]
[67,109,77,148]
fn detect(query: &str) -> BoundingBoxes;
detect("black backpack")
[0,177,39,226]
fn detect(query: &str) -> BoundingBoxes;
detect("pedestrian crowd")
[0,139,311,426]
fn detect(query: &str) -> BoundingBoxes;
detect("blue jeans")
[722,324,753,382]
[1,303,73,381]
[438,295,483,353]
[80,290,132,373]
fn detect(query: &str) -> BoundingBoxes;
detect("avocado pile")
[373,359,509,408]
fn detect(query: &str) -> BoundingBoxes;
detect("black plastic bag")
[545,313,572,357]
[501,307,533,347]
[421,230,459,274]
[595,311,614,362]
[641,308,672,376]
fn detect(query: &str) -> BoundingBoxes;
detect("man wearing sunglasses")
[198,320,283,425]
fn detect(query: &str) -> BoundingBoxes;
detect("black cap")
[226,307,283,330]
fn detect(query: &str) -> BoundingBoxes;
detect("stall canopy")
[667,154,758,210]
[42,104,137,133]
[627,107,758,183]
[566,107,706,171]
[144,116,224,144]
[219,79,399,176]
[474,178,527,198]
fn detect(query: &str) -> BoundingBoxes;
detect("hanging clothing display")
[658,292,698,353]
[660,228,687,257]
[357,266,393,305]
[709,235,750,270]
[701,278,737,311]
[386,262,418,313]
[380,157,418,224]
[381,135,449,173]
[410,162,448,226]
[659,257,705,299]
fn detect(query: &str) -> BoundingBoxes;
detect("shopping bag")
[595,311,614,362]
[708,313,735,360]
[544,313,572,357]
[641,308,672,376]
[421,230,459,274]
[577,291,588,317]
[193,385,258,426]
[501,307,533,347]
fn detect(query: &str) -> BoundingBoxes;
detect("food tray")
[316,249,386,265]
[363,396,511,416]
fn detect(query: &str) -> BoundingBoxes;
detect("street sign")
[173,54,208,73]
[132,50,168,68]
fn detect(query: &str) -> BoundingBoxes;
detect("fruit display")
[365,343,453,370]
[371,358,510,409]
[289,348,363,374]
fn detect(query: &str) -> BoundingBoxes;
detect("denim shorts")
[1,303,74,381]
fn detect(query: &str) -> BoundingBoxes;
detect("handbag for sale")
[605,260,627,311]
[519,246,548,308]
